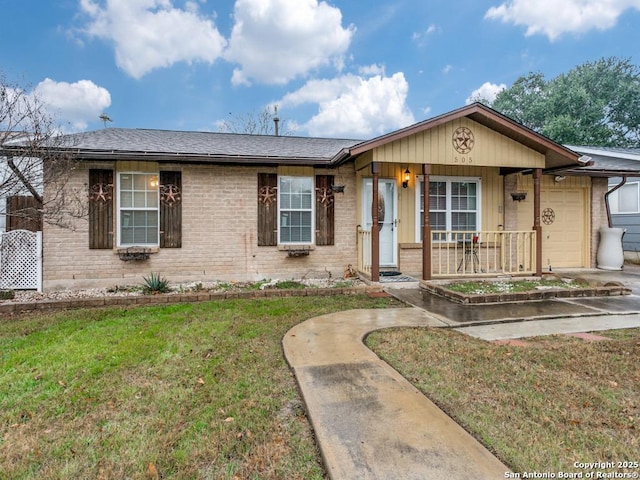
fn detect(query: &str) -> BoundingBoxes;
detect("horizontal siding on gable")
[611,214,640,251]
[370,118,545,169]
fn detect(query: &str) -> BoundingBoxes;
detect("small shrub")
[275,280,306,290]
[0,289,15,300]
[142,273,170,294]
[216,282,233,291]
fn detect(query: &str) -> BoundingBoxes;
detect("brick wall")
[43,163,358,291]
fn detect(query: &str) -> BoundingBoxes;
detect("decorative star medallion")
[89,183,112,202]
[316,187,334,207]
[160,184,181,206]
[452,127,475,154]
[258,186,277,206]
[542,208,555,225]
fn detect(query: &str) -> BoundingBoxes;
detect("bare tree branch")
[218,105,292,136]
[1,72,86,230]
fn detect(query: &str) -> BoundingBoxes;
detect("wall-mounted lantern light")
[402,168,411,189]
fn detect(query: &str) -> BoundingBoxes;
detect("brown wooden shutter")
[257,173,278,246]
[88,169,114,249]
[315,175,335,246]
[6,196,42,232]
[160,171,182,248]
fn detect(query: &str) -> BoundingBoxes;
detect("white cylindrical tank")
[596,227,626,270]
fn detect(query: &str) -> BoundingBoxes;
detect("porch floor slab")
[387,265,640,326]
[377,274,418,283]
[387,288,607,325]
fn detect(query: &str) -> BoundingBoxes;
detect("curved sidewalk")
[283,307,510,480]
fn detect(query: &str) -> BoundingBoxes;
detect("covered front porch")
[344,104,590,282]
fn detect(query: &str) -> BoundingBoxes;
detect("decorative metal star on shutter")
[258,186,277,206]
[89,183,113,202]
[160,184,181,206]
[316,187,334,206]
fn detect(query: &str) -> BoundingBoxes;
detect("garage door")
[517,188,587,269]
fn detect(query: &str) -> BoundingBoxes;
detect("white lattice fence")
[0,230,42,292]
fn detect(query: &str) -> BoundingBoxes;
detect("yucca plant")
[141,272,170,294]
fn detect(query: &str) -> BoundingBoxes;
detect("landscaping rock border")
[421,280,631,304]
[0,285,385,316]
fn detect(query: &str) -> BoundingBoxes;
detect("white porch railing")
[431,230,536,277]
[357,227,372,275]
[356,229,536,278]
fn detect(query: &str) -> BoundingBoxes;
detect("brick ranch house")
[13,103,607,292]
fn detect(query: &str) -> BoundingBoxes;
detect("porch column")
[371,162,380,282]
[422,164,431,280]
[533,168,543,276]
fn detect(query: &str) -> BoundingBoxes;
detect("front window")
[416,177,481,241]
[278,176,313,244]
[118,172,159,246]
[610,182,640,214]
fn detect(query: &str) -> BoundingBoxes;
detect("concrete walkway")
[456,313,640,340]
[283,266,640,479]
[283,308,511,479]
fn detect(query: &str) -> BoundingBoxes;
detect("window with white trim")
[610,182,640,214]
[416,176,481,241]
[118,172,159,246]
[278,176,314,244]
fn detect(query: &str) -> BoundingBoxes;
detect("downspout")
[604,176,627,228]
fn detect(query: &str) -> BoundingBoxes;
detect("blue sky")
[1,0,639,139]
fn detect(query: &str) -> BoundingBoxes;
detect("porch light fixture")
[511,192,527,202]
[402,168,411,189]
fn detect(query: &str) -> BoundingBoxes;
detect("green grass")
[0,294,402,480]
[445,278,585,294]
[366,327,640,474]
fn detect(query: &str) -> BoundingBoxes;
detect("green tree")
[490,57,640,147]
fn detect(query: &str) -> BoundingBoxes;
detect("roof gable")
[349,103,581,170]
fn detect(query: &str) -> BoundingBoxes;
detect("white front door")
[363,178,397,266]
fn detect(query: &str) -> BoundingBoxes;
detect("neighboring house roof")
[53,128,364,166]
[565,145,640,177]
[347,103,585,171]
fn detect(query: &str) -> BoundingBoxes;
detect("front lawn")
[0,295,401,480]
[367,327,640,475]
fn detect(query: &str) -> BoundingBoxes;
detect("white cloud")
[34,78,112,132]
[412,24,440,46]
[485,0,640,40]
[442,64,453,75]
[358,64,386,76]
[79,0,226,78]
[225,0,355,85]
[280,72,415,138]
[465,82,506,105]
